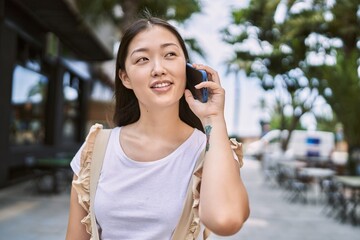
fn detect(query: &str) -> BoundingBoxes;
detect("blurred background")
[0,0,359,239]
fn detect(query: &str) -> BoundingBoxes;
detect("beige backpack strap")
[203,228,211,239]
[89,129,111,240]
[172,150,207,240]
[172,139,243,240]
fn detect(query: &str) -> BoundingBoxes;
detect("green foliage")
[184,38,206,60]
[74,0,204,57]
[315,115,338,133]
[224,0,360,172]
[166,0,201,21]
[307,49,360,146]
[74,0,119,24]
[75,0,201,26]
[269,113,303,131]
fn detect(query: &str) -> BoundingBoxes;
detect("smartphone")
[186,63,208,103]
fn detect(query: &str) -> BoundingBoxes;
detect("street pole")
[233,70,240,135]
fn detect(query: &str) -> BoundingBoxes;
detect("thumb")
[184,89,195,106]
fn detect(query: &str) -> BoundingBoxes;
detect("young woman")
[66,15,249,240]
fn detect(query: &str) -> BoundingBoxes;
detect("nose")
[151,60,166,77]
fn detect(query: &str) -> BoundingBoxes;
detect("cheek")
[176,68,187,90]
[180,77,186,91]
[126,68,147,86]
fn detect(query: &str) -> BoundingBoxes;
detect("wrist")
[201,114,225,127]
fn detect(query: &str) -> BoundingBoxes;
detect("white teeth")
[153,82,171,88]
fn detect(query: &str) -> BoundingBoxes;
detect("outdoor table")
[335,176,360,189]
[30,157,72,193]
[297,156,332,168]
[300,168,336,179]
[278,160,307,170]
[334,176,360,225]
[299,167,336,203]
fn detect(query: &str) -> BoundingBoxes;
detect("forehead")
[128,25,182,51]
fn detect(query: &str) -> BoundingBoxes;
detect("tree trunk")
[347,145,360,175]
[120,0,142,32]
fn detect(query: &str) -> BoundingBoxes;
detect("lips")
[150,81,173,89]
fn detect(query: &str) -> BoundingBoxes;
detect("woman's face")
[120,25,187,110]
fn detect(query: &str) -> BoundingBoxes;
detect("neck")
[134,103,186,137]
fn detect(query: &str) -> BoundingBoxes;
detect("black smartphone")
[186,63,208,103]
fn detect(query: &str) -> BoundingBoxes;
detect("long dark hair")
[113,16,204,132]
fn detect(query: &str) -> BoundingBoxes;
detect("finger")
[184,89,196,106]
[193,64,221,85]
[195,81,222,91]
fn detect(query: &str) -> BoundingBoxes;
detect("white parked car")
[245,129,335,161]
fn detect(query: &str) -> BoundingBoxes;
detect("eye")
[136,57,148,63]
[165,52,177,58]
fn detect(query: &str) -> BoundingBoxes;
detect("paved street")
[0,159,359,240]
[212,159,360,240]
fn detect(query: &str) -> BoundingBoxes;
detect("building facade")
[0,0,114,187]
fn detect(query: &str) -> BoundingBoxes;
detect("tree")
[223,0,360,174]
[71,0,205,88]
[222,0,324,151]
[74,0,205,56]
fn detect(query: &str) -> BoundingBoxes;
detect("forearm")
[199,115,249,235]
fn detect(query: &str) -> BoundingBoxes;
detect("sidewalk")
[212,159,360,240]
[0,159,359,240]
[0,180,70,240]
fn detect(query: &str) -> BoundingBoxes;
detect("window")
[91,80,113,102]
[10,64,48,145]
[62,71,81,142]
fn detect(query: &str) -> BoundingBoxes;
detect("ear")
[119,69,132,89]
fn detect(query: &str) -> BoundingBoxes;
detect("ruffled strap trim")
[72,123,103,237]
[184,150,204,240]
[185,139,244,239]
[230,138,244,168]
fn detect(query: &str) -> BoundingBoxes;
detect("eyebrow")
[130,43,180,57]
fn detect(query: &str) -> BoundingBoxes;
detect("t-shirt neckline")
[113,127,198,167]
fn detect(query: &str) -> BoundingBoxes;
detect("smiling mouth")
[151,82,172,88]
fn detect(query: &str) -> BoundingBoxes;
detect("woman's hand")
[184,64,225,122]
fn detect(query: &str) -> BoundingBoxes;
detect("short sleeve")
[70,143,85,176]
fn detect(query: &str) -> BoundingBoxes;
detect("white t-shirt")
[71,127,206,240]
